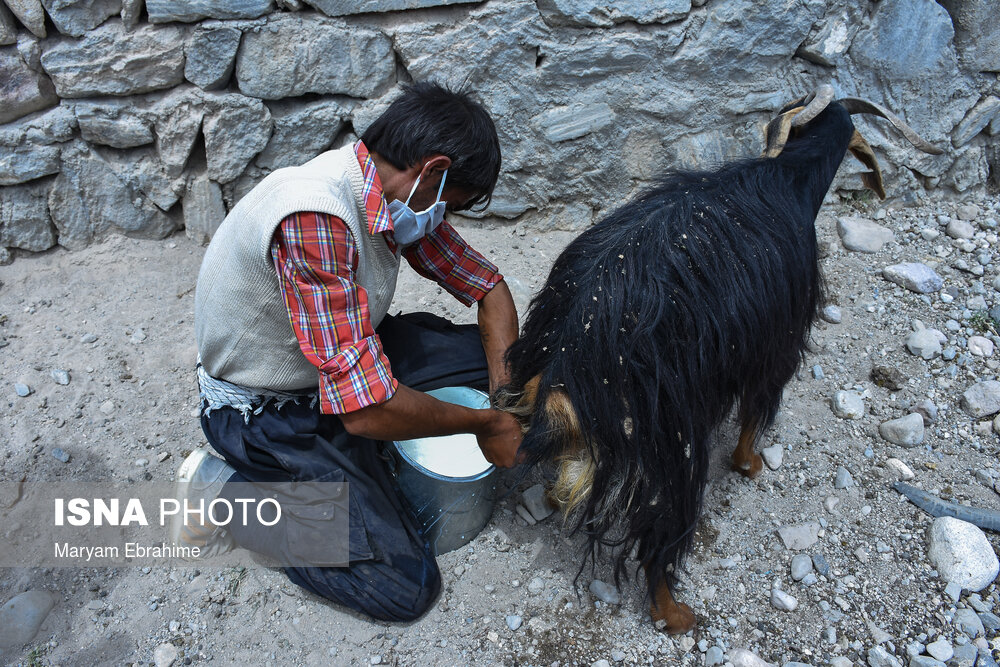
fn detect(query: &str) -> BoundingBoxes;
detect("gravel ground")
[1,190,999,667]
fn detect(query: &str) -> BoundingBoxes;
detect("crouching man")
[175,82,523,622]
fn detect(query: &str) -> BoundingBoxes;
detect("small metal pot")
[390,387,497,555]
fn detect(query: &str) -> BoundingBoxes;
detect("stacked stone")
[1,0,999,261]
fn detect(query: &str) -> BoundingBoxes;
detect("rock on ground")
[927,517,999,591]
[0,591,55,647]
[837,216,894,252]
[882,263,944,294]
[961,380,1000,418]
[878,413,925,447]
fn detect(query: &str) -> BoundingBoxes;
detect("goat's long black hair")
[500,103,854,603]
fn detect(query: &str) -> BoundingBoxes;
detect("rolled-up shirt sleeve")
[403,220,503,306]
[271,211,398,414]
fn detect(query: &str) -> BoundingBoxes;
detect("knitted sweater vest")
[194,144,400,390]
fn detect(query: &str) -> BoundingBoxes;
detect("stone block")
[184,26,241,90]
[0,179,56,251]
[40,0,122,37]
[849,0,956,83]
[939,0,1000,72]
[152,88,204,176]
[183,171,226,243]
[535,0,689,27]
[236,15,394,99]
[0,3,18,45]
[0,105,77,146]
[40,22,186,97]
[796,11,859,66]
[256,99,346,170]
[120,0,141,27]
[48,140,176,249]
[0,47,58,124]
[201,92,272,183]
[0,143,60,184]
[305,0,475,15]
[75,101,155,148]
[99,146,186,210]
[5,0,46,37]
[146,0,273,23]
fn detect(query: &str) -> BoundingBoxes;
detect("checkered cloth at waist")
[197,362,317,421]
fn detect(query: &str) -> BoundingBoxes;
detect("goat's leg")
[645,568,696,634]
[731,416,763,479]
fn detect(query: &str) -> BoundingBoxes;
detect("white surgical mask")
[388,168,448,246]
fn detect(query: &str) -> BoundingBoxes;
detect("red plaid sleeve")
[271,211,398,414]
[403,221,503,306]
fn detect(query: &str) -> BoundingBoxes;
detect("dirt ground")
[1,190,999,666]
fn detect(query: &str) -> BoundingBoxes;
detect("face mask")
[387,168,448,246]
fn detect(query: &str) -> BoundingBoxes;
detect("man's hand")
[475,410,524,469]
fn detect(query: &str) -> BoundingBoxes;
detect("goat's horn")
[837,98,944,155]
[790,84,836,127]
[762,108,799,158]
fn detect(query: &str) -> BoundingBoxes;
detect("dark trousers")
[200,312,489,622]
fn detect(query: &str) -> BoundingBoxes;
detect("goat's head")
[762,84,943,198]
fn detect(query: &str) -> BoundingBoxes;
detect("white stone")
[883,263,944,294]
[0,591,54,648]
[968,336,995,357]
[926,638,954,661]
[760,444,783,470]
[588,579,620,605]
[777,522,820,550]
[790,554,812,581]
[884,458,915,481]
[906,329,943,360]
[961,380,1000,418]
[878,413,925,447]
[831,390,864,419]
[153,642,178,667]
[866,646,902,667]
[946,219,976,239]
[837,216,895,252]
[728,648,776,667]
[927,517,999,592]
[770,588,798,611]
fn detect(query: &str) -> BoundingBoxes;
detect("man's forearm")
[338,384,492,441]
[477,279,519,391]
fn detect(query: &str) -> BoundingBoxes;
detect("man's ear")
[418,154,452,178]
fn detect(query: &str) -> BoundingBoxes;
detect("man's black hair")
[361,81,502,212]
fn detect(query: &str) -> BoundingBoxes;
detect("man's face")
[404,164,480,214]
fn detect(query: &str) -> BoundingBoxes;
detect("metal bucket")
[390,386,497,555]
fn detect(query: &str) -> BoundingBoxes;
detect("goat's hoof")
[732,453,763,480]
[651,601,697,634]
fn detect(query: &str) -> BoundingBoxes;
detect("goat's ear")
[847,130,886,200]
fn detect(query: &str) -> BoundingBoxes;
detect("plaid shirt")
[271,141,502,415]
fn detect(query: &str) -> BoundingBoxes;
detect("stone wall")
[1,0,998,260]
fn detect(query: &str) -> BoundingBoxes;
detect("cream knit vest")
[194,144,401,391]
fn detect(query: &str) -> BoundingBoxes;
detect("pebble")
[771,587,799,611]
[946,219,976,239]
[821,305,842,323]
[811,553,830,576]
[834,466,854,489]
[142,644,177,667]
[51,369,71,385]
[0,591,55,648]
[960,380,1000,418]
[729,648,776,667]
[790,554,813,581]
[831,391,865,419]
[950,644,977,667]
[921,228,941,241]
[995,413,1000,435]
[837,216,894,252]
[927,517,1000,591]
[777,522,819,550]
[942,346,958,361]
[80,333,98,344]
[527,577,544,595]
[131,328,147,343]
[705,646,725,666]
[99,400,115,415]
[14,383,32,397]
[906,329,943,360]
[505,615,522,631]
[521,484,553,522]
[979,612,1000,631]
[51,447,70,463]
[515,504,536,526]
[910,657,945,667]
[953,607,986,636]
[884,458,915,480]
[589,579,620,605]
[926,638,954,661]
[610,649,626,662]
[945,581,963,601]
[760,444,783,470]
[811,365,824,379]
[823,496,840,513]
[968,335,995,356]
[592,661,611,667]
[878,413,925,446]
[882,262,944,294]
[867,645,903,667]
[913,399,938,425]
[957,204,981,221]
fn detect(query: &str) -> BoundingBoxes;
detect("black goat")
[496,87,940,632]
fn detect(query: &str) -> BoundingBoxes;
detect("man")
[177,82,523,622]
